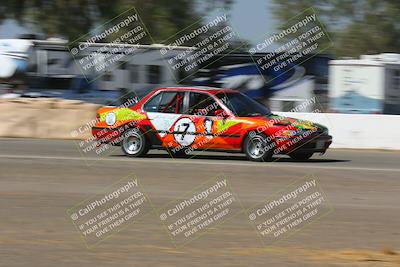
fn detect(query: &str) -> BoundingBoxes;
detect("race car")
[92,87,332,161]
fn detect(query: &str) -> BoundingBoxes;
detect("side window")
[393,69,400,90]
[103,72,113,81]
[159,92,184,113]
[129,64,139,83]
[148,65,161,84]
[188,92,221,116]
[143,91,184,113]
[143,93,163,112]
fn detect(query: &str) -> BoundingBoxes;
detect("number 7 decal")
[173,118,196,146]
[180,123,190,140]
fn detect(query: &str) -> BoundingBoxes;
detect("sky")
[0,0,277,45]
[229,0,276,44]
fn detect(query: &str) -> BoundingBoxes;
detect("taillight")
[96,113,100,123]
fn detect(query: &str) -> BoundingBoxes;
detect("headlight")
[281,130,298,137]
[105,112,116,126]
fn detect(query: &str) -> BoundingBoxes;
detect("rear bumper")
[92,127,123,144]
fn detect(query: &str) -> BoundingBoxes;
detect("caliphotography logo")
[157,174,244,248]
[67,7,151,83]
[247,175,333,247]
[67,175,154,248]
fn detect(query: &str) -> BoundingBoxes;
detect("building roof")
[330,53,400,66]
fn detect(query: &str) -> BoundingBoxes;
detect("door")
[186,92,240,150]
[143,91,185,142]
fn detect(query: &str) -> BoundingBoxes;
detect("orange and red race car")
[92,87,332,161]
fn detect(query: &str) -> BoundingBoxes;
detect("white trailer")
[329,53,400,114]
[28,40,193,94]
[0,38,194,102]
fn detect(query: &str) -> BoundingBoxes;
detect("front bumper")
[276,134,333,154]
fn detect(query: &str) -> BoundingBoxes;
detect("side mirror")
[215,109,227,118]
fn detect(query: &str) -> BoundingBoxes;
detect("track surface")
[0,138,399,266]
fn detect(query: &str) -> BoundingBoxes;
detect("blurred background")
[1,0,399,114]
[1,2,400,267]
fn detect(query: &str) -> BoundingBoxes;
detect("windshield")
[216,92,272,117]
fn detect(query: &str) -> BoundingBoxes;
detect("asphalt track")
[0,138,399,267]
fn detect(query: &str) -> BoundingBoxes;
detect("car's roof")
[155,86,237,94]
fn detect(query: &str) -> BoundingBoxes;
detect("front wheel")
[121,128,149,157]
[243,132,274,162]
[289,151,314,161]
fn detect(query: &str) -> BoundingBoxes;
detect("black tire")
[289,151,314,161]
[121,128,149,157]
[243,132,274,162]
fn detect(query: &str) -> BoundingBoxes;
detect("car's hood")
[266,114,328,133]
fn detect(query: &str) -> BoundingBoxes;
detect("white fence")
[0,98,398,150]
[276,112,400,150]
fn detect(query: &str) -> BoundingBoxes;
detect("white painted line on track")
[0,154,399,173]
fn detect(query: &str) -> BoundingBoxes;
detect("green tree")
[272,0,400,57]
[0,0,233,42]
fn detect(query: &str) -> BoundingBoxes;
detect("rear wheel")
[243,132,274,162]
[289,151,314,161]
[121,128,149,157]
